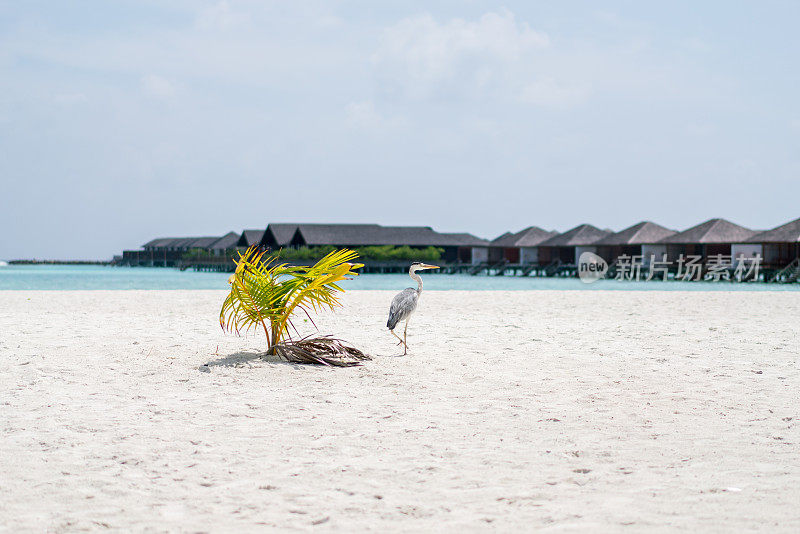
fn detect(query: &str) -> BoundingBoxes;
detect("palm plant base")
[270,336,371,367]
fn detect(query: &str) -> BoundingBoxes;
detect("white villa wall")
[641,244,667,259]
[641,244,667,265]
[574,246,597,261]
[471,247,488,265]
[520,247,539,264]
[731,244,762,264]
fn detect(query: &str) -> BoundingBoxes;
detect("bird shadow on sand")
[374,350,410,358]
[375,342,413,358]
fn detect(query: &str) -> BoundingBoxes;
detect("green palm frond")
[220,246,363,352]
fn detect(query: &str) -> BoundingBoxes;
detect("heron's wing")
[387,288,418,330]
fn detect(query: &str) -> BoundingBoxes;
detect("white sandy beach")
[1,289,798,532]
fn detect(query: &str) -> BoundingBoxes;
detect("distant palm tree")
[220,247,370,366]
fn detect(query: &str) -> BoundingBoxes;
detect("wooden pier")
[176,259,481,275]
[114,256,799,284]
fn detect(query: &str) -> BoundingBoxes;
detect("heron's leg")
[391,328,407,348]
[403,319,410,355]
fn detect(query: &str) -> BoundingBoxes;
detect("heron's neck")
[410,270,423,294]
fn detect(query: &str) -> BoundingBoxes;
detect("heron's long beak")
[421,264,440,270]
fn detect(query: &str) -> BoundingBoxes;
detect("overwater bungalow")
[489,226,559,264]
[124,232,240,266]
[657,218,756,262]
[258,223,301,250]
[438,233,491,264]
[209,232,240,256]
[256,223,489,264]
[139,237,218,264]
[143,236,220,253]
[537,224,612,265]
[141,238,174,252]
[236,229,265,249]
[594,221,676,263]
[747,217,800,268]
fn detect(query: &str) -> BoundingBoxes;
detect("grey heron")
[387,262,439,355]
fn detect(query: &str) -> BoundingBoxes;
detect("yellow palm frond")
[219,246,362,352]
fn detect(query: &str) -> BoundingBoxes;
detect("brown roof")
[594,221,676,246]
[438,232,491,247]
[658,218,755,244]
[143,236,223,249]
[184,237,221,248]
[293,224,488,247]
[747,217,800,243]
[539,224,612,247]
[237,229,265,247]
[492,231,513,243]
[209,231,240,250]
[143,237,178,248]
[492,226,559,248]
[266,224,301,246]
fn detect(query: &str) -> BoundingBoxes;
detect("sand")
[0,289,798,532]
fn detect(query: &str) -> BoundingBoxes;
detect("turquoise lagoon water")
[1,264,798,291]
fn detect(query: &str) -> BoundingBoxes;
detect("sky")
[1,1,799,259]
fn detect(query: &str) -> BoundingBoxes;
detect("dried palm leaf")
[271,336,371,367]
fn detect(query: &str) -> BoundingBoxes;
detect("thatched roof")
[492,231,513,243]
[143,236,222,249]
[184,237,220,248]
[296,224,405,246]
[538,224,612,247]
[237,229,265,247]
[209,232,240,250]
[438,232,491,247]
[594,221,676,246]
[492,226,559,248]
[143,237,177,248]
[266,224,301,246]
[747,217,800,243]
[291,224,488,247]
[658,218,755,244]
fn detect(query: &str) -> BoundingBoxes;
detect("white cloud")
[314,15,344,29]
[140,74,175,98]
[195,1,250,31]
[680,37,712,53]
[53,92,88,105]
[686,122,715,137]
[372,10,549,100]
[520,77,589,107]
[345,100,382,129]
[344,100,406,131]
